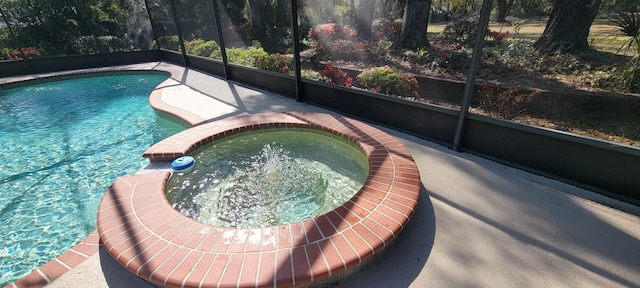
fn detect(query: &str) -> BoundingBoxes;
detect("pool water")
[165,129,369,229]
[0,73,183,286]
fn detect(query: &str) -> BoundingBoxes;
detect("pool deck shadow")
[3,62,640,288]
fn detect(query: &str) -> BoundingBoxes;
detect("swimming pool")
[0,73,183,286]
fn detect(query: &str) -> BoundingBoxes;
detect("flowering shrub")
[486,30,509,46]
[310,23,357,43]
[319,65,353,87]
[316,39,370,61]
[357,66,420,99]
[373,19,403,41]
[256,53,293,74]
[432,39,464,59]
[7,47,41,60]
[310,23,369,61]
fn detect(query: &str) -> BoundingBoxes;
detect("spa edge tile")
[138,244,180,281]
[181,253,216,288]
[170,221,208,247]
[124,238,167,273]
[227,229,249,253]
[212,229,237,253]
[243,228,264,253]
[164,250,204,287]
[152,248,192,285]
[329,234,362,270]
[334,206,361,226]
[325,209,350,232]
[317,239,348,276]
[341,229,375,264]
[194,227,226,252]
[218,254,244,288]
[350,194,378,211]
[370,210,405,230]
[275,249,294,288]
[306,243,331,281]
[200,254,229,288]
[95,112,420,288]
[291,247,312,284]
[302,220,324,244]
[237,253,261,287]
[256,251,276,287]
[289,222,308,245]
[376,205,411,225]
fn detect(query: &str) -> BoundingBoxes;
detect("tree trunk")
[496,0,513,23]
[396,0,431,50]
[248,0,265,40]
[356,0,377,40]
[533,0,602,53]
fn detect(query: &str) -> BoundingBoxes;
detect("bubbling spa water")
[165,129,369,228]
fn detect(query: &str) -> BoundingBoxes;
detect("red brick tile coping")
[97,112,421,287]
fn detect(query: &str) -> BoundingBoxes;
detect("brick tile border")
[98,112,420,287]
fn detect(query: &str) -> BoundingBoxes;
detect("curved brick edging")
[4,231,101,288]
[97,112,421,287]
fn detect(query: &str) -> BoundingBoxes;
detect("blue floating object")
[171,156,195,172]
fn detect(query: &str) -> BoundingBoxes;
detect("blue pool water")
[0,73,183,286]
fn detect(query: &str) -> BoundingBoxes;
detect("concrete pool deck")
[3,62,640,288]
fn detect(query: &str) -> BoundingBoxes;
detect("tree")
[533,0,602,53]
[396,0,431,49]
[379,0,407,20]
[247,0,290,53]
[356,0,377,40]
[496,0,514,23]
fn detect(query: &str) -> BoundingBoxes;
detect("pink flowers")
[487,29,510,45]
[310,23,356,43]
[320,65,353,87]
[310,23,369,61]
[375,21,403,41]
[432,39,464,59]
[7,47,40,60]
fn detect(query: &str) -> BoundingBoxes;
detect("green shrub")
[195,41,221,59]
[184,39,205,54]
[441,18,478,45]
[226,47,269,68]
[71,36,129,55]
[255,53,293,74]
[357,66,420,99]
[156,35,180,51]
